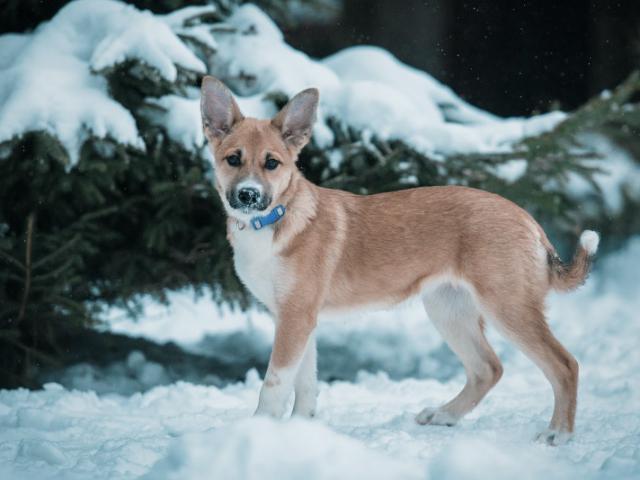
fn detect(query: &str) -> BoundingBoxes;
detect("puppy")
[200,76,598,445]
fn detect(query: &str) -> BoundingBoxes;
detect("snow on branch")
[0,0,639,223]
[208,5,567,157]
[0,0,210,165]
[0,0,571,167]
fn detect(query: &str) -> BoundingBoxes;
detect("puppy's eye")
[225,153,241,167]
[265,156,280,171]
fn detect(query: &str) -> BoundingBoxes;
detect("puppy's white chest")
[232,227,278,311]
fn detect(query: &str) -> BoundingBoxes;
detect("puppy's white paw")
[254,399,288,419]
[292,387,318,418]
[535,428,572,446]
[291,405,316,418]
[415,407,459,426]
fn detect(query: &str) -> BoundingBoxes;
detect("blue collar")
[251,204,286,230]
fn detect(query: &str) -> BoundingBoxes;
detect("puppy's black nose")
[238,187,260,206]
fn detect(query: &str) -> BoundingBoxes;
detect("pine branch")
[0,249,25,271]
[32,235,80,271]
[17,213,35,326]
[520,70,640,152]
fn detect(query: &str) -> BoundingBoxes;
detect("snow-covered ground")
[1,237,639,479]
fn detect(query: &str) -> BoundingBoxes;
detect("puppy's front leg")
[255,305,318,418]
[292,331,318,417]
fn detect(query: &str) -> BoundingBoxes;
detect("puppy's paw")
[415,407,458,427]
[291,407,316,419]
[254,403,287,419]
[535,428,572,446]
[291,400,316,419]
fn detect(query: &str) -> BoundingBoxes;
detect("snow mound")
[145,417,421,480]
[427,437,575,480]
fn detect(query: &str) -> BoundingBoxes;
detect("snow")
[105,295,271,344]
[146,94,205,151]
[1,236,639,479]
[564,132,640,213]
[210,6,567,157]
[201,5,342,98]
[91,12,205,81]
[49,351,174,396]
[491,158,528,183]
[146,89,278,152]
[161,5,219,31]
[1,2,636,212]
[324,45,568,135]
[145,417,421,480]
[0,0,206,164]
[0,33,30,70]
[0,0,570,168]
[103,294,451,384]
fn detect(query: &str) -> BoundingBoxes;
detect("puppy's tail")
[548,230,599,292]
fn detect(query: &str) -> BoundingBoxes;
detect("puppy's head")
[200,76,318,220]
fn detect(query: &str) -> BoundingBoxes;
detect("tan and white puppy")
[200,76,599,445]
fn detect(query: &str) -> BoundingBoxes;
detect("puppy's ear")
[271,88,319,151]
[200,76,244,142]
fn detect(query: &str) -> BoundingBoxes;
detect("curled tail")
[548,230,600,292]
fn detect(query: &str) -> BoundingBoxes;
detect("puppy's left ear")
[271,88,319,151]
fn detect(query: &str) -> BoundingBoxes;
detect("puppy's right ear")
[200,76,244,142]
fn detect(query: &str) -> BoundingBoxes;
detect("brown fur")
[547,247,594,292]
[200,76,598,444]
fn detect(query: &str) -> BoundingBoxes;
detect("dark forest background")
[285,0,640,116]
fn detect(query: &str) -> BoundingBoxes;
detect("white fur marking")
[232,227,277,311]
[255,364,297,418]
[236,178,264,195]
[580,230,600,255]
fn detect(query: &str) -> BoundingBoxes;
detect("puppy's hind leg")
[485,300,578,445]
[417,284,503,426]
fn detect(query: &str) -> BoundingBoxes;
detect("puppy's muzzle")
[238,187,260,207]
[228,186,271,211]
